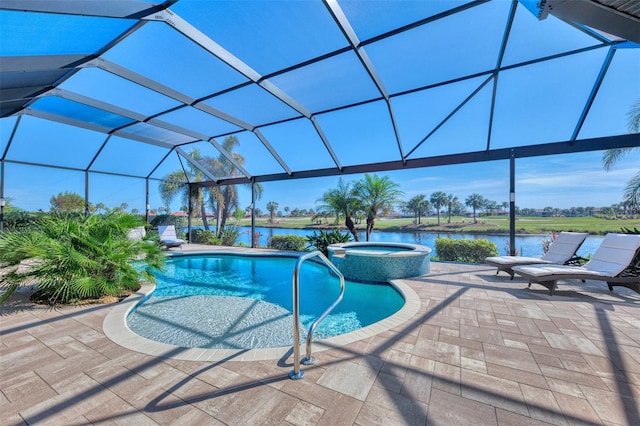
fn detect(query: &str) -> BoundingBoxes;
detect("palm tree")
[465,193,485,223]
[355,174,404,241]
[159,148,213,230]
[0,212,164,304]
[602,100,640,209]
[316,178,360,241]
[159,137,262,238]
[430,191,448,226]
[406,194,429,224]
[266,201,279,224]
[445,193,458,224]
[207,136,263,238]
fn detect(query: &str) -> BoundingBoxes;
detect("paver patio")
[2,246,639,425]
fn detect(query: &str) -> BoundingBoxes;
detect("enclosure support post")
[145,178,150,223]
[84,171,90,216]
[187,184,192,243]
[251,180,256,248]
[509,150,516,256]
[0,160,5,231]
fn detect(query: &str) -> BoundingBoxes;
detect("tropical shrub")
[435,238,498,263]
[269,235,308,251]
[220,224,241,246]
[3,210,41,231]
[306,229,352,256]
[0,212,164,304]
[190,229,219,245]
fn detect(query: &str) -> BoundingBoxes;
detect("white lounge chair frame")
[485,232,589,279]
[158,225,185,249]
[512,233,640,295]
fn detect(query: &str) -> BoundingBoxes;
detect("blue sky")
[0,1,638,214]
[236,152,639,214]
[6,150,637,213]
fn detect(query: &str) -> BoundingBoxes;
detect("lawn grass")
[231,215,639,235]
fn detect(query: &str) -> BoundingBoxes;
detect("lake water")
[193,226,604,258]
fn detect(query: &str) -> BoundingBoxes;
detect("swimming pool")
[126,253,405,350]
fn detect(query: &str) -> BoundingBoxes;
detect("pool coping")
[103,251,421,362]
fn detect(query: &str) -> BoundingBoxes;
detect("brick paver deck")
[2,247,639,425]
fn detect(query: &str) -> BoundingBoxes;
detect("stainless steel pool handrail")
[289,251,345,380]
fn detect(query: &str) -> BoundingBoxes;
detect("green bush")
[306,229,352,256]
[3,210,41,231]
[269,235,308,251]
[220,224,241,246]
[190,229,219,245]
[0,212,164,304]
[435,238,498,263]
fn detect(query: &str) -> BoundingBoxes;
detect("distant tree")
[266,201,279,223]
[483,200,498,216]
[621,200,634,215]
[316,178,360,241]
[50,191,85,213]
[95,202,106,213]
[406,194,429,224]
[465,193,485,223]
[355,174,404,241]
[521,207,535,217]
[284,206,290,216]
[430,191,448,225]
[233,208,244,221]
[120,202,128,212]
[131,208,139,215]
[445,194,458,224]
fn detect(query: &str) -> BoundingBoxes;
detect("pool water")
[127,254,405,349]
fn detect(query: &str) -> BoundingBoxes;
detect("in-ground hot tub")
[327,242,431,282]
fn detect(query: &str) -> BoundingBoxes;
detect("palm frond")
[627,100,640,133]
[623,172,640,208]
[602,148,634,171]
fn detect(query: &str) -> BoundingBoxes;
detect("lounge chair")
[485,232,589,279]
[512,233,640,295]
[127,226,146,241]
[158,225,185,249]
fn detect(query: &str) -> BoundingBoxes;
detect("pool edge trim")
[103,275,421,362]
